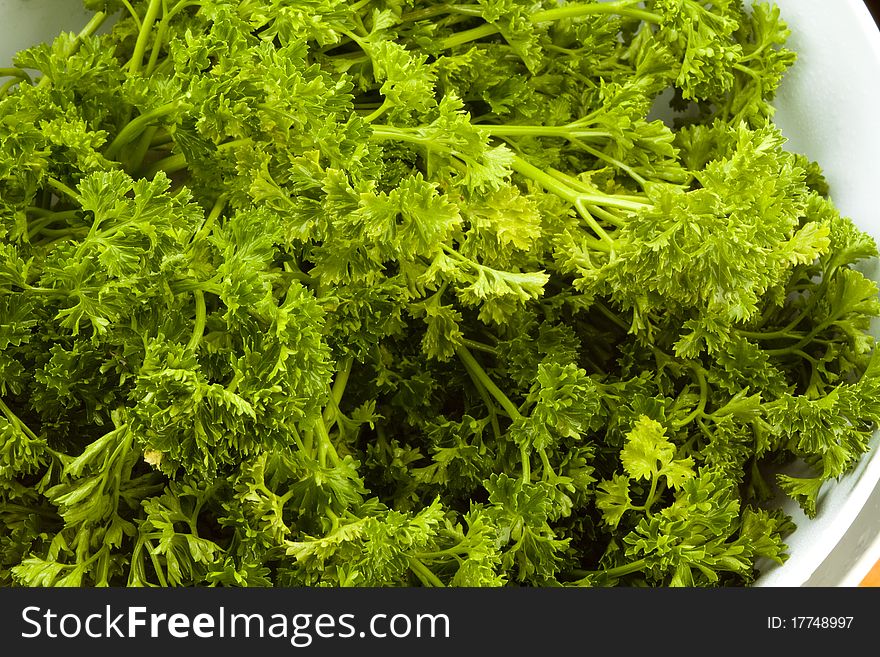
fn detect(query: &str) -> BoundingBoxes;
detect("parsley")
[1,0,878,588]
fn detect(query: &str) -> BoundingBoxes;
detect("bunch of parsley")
[1,0,879,588]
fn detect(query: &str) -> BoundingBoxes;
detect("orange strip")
[860,560,880,587]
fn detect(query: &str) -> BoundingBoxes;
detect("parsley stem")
[510,156,620,249]
[46,177,79,201]
[400,4,483,23]
[408,556,445,587]
[586,203,626,228]
[145,8,171,77]
[763,322,831,356]
[593,300,630,331]
[0,503,60,522]
[0,78,20,99]
[0,68,32,83]
[476,125,611,140]
[120,0,143,30]
[150,127,174,148]
[576,140,647,187]
[314,417,341,468]
[323,356,354,430]
[186,289,206,352]
[146,542,170,587]
[414,545,470,560]
[460,351,504,442]
[369,126,429,146]
[737,311,812,340]
[362,100,392,124]
[106,102,180,160]
[439,23,499,50]
[129,0,163,76]
[26,210,82,240]
[461,338,497,355]
[574,557,648,580]
[533,2,661,25]
[538,447,554,481]
[291,427,307,454]
[191,195,227,245]
[456,345,522,420]
[437,1,661,50]
[127,125,158,173]
[546,166,651,210]
[672,366,709,428]
[0,397,40,442]
[510,155,580,204]
[145,138,252,177]
[519,445,532,483]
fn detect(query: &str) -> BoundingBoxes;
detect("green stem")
[144,9,171,77]
[538,447,554,481]
[510,155,581,205]
[414,545,470,560]
[32,227,88,242]
[362,100,392,124]
[574,199,614,246]
[46,178,79,201]
[186,289,206,352]
[672,366,709,428]
[0,503,60,521]
[515,156,647,212]
[576,140,647,187]
[127,125,159,173]
[477,125,611,140]
[574,557,648,581]
[369,126,430,147]
[408,556,446,587]
[150,127,174,148]
[764,323,830,357]
[533,1,661,24]
[146,541,170,587]
[322,356,354,429]
[26,211,82,240]
[190,195,227,245]
[128,0,163,75]
[119,0,143,29]
[510,156,623,248]
[461,338,497,355]
[439,23,499,49]
[548,168,650,205]
[314,418,340,467]
[459,352,504,443]
[645,476,665,511]
[105,102,181,160]
[737,302,817,340]
[0,398,40,442]
[144,138,252,177]
[438,2,661,50]
[0,68,32,83]
[455,346,521,420]
[586,203,626,228]
[0,78,20,99]
[400,4,483,23]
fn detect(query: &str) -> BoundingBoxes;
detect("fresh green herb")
[1,0,878,587]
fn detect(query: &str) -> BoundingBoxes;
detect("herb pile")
[1,0,879,587]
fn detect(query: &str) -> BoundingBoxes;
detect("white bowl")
[750,0,880,587]
[2,0,880,587]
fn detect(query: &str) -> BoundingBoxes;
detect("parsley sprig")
[1,0,878,587]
